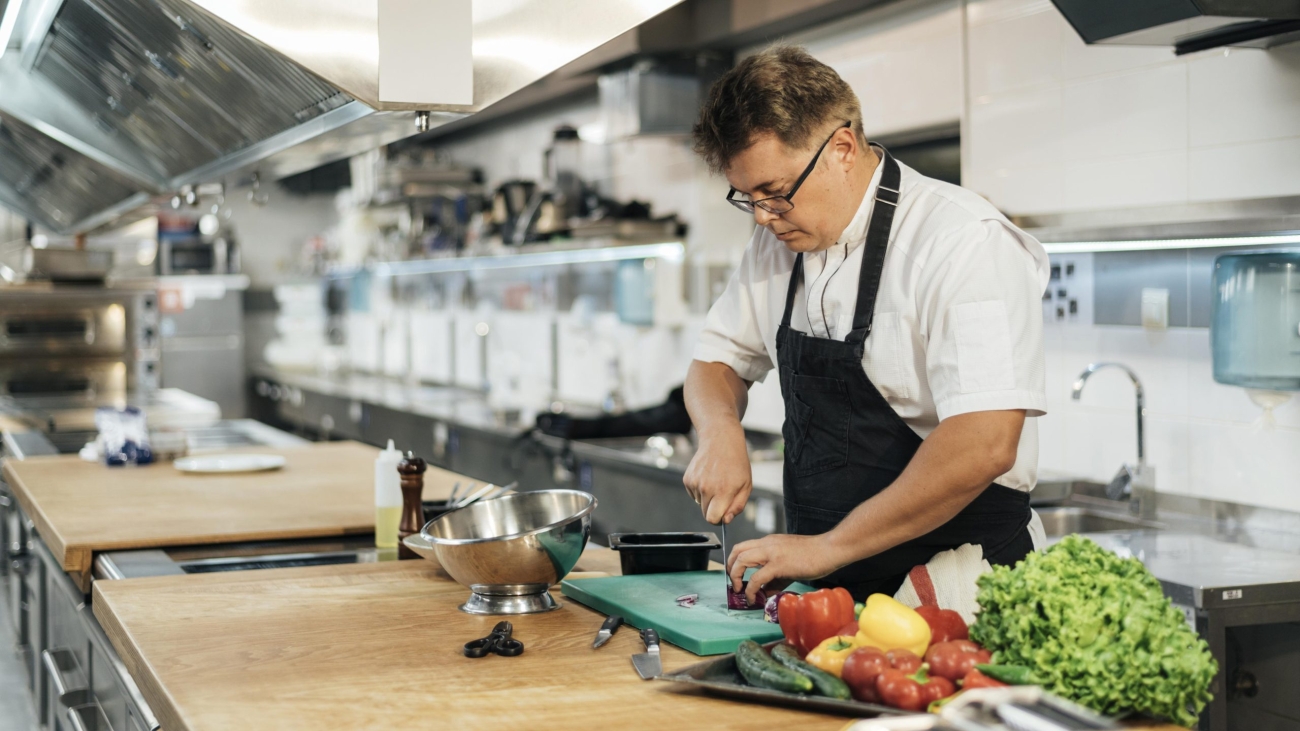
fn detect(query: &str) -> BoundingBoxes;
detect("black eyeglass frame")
[726,121,852,215]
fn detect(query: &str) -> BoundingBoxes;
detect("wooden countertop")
[94,558,846,731]
[3,441,465,583]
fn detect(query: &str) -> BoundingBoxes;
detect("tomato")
[914,606,968,643]
[924,640,993,681]
[842,647,890,703]
[876,669,926,711]
[918,674,956,705]
[885,648,922,674]
[961,668,1008,689]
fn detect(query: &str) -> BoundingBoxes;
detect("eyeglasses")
[726,121,851,215]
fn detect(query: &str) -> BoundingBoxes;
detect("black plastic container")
[608,532,722,575]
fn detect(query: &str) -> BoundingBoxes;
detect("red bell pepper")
[777,587,856,656]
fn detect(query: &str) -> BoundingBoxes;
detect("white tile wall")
[965,0,1300,214]
[765,0,963,138]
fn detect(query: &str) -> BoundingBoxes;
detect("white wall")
[964,0,1300,214]
[225,184,338,289]
[772,0,963,139]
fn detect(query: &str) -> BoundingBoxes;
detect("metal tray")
[656,642,907,718]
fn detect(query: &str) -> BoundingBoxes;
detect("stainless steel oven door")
[0,306,128,358]
[0,360,128,400]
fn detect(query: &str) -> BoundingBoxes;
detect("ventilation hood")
[1051,0,1300,55]
[0,0,682,233]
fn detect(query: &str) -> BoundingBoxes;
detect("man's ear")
[834,128,859,171]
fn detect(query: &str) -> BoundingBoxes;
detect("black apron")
[778,148,1033,601]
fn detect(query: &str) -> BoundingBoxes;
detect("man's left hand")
[726,533,846,605]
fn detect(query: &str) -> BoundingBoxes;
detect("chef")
[683,46,1049,603]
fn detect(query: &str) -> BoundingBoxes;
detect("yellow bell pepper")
[804,635,859,678]
[854,593,931,657]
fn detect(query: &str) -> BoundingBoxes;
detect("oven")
[0,286,159,404]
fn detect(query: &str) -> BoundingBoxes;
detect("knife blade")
[631,627,662,679]
[592,615,624,649]
[721,522,730,600]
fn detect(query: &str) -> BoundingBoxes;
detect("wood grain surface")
[94,558,848,731]
[3,441,468,576]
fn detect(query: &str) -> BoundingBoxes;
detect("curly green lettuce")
[970,535,1217,726]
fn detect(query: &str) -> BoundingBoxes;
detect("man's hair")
[693,46,866,173]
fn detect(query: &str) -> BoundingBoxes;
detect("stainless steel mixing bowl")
[420,489,596,614]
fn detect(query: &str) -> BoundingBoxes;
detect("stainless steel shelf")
[359,241,686,278]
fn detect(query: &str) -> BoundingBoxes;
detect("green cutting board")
[560,571,813,656]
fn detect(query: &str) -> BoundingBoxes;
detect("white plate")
[173,454,287,474]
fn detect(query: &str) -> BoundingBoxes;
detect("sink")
[1036,506,1162,537]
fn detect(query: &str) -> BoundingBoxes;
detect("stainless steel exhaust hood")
[0,0,682,233]
[0,109,147,232]
[1051,0,1300,55]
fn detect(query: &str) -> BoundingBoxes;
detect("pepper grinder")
[396,451,427,560]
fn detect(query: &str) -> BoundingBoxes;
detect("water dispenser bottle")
[1211,251,1300,391]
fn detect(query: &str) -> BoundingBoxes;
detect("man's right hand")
[683,423,753,525]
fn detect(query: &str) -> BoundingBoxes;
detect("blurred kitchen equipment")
[592,614,624,649]
[0,286,159,405]
[159,238,234,275]
[491,180,536,244]
[455,482,497,509]
[1212,251,1300,424]
[462,621,525,658]
[608,532,721,575]
[1071,363,1155,519]
[25,248,113,282]
[631,627,662,679]
[544,125,584,221]
[420,489,596,614]
[396,452,427,560]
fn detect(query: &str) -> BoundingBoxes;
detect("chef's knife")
[592,615,624,649]
[631,628,662,679]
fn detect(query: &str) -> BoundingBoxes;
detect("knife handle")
[640,627,659,650]
[601,615,624,633]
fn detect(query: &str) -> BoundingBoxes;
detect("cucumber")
[735,640,814,694]
[770,643,852,700]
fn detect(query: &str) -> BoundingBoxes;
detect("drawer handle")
[66,703,111,731]
[42,648,83,697]
[60,691,113,731]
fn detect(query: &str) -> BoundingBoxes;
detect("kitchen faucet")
[1071,362,1156,518]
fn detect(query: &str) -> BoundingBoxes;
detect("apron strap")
[846,148,901,345]
[779,252,804,329]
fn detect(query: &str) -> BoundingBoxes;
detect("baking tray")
[656,641,907,718]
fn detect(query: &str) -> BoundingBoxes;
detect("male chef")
[683,47,1049,603]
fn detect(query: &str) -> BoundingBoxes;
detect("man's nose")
[753,206,780,227]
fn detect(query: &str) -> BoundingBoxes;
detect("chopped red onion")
[764,591,796,623]
[675,593,699,608]
[726,582,767,611]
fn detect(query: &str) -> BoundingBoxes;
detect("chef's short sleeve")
[920,219,1048,421]
[693,233,776,383]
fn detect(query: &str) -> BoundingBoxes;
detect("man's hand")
[727,534,845,605]
[682,360,754,524]
[683,425,752,524]
[721,409,1028,601]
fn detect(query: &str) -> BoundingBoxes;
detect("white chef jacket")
[694,153,1050,492]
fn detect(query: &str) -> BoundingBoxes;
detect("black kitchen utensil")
[463,621,525,658]
[592,614,624,649]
